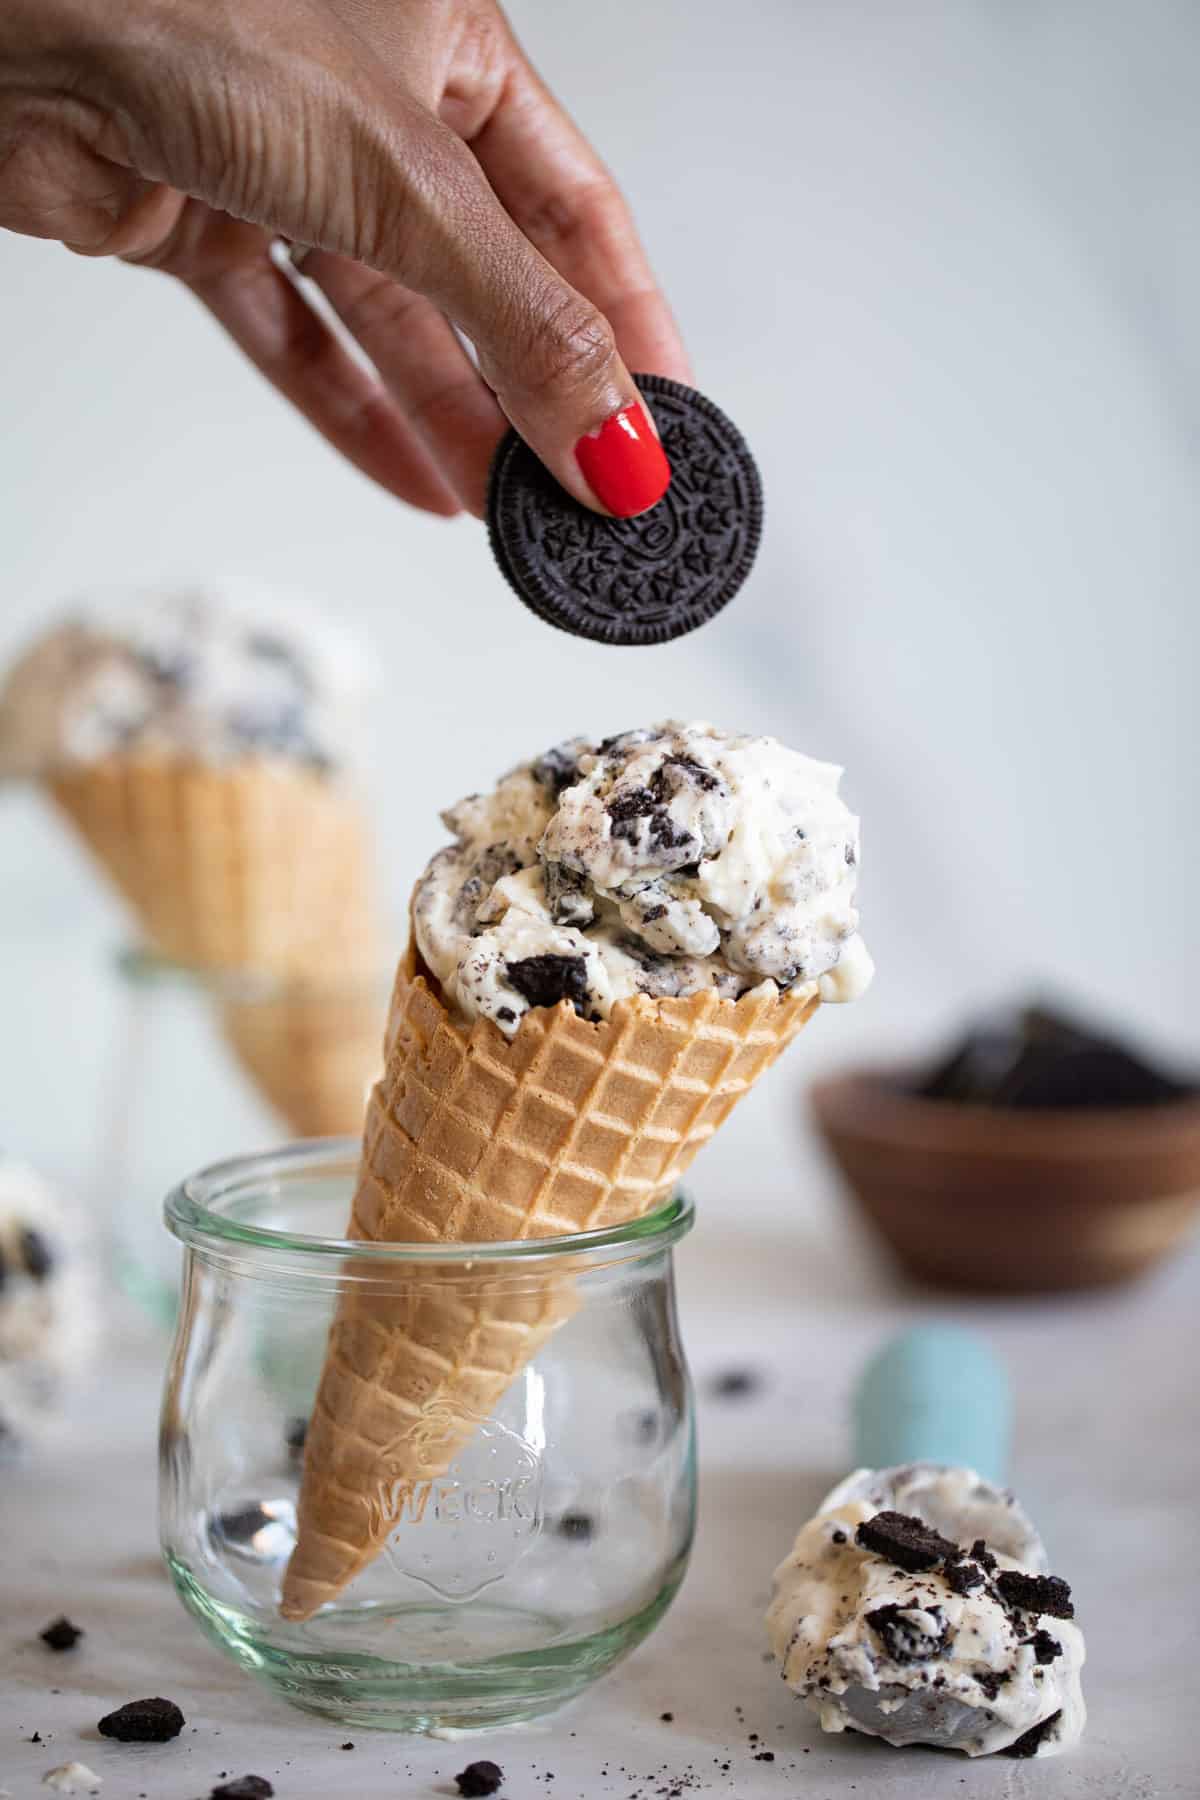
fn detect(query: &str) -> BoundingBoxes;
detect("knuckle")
[407,372,489,438]
[335,273,424,344]
[523,291,618,398]
[520,178,626,255]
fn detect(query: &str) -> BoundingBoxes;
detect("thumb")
[365,121,671,519]
[469,259,671,520]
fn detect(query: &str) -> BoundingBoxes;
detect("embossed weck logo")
[370,1409,544,1600]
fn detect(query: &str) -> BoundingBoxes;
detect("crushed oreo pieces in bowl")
[811,1000,1200,1292]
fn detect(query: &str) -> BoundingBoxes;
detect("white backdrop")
[2,0,1197,1195]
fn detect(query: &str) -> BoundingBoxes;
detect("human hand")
[0,0,689,518]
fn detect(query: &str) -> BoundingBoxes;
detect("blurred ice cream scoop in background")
[0,583,381,978]
[0,581,369,782]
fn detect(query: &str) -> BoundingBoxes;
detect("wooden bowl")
[811,1068,1200,1292]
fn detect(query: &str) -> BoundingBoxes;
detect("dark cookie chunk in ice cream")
[865,1602,954,1664]
[855,1510,960,1573]
[245,630,311,686]
[505,954,590,1014]
[607,783,660,829]
[970,1538,998,1572]
[976,1669,1012,1701]
[97,1696,185,1741]
[1005,1709,1063,1758]
[544,859,595,927]
[994,1571,1074,1620]
[20,1227,55,1280]
[532,741,586,796]
[661,752,722,792]
[1024,1629,1064,1664]
[138,644,194,690]
[943,1557,985,1595]
[453,845,525,929]
[211,1780,274,1799]
[598,727,656,756]
[607,762,708,865]
[486,375,763,646]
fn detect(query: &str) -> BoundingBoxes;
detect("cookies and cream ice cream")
[0,583,368,777]
[767,1463,1086,1759]
[414,721,872,1037]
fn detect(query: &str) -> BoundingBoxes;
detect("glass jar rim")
[116,944,393,1001]
[164,1137,695,1267]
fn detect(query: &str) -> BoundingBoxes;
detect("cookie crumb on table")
[455,1762,504,1797]
[96,1697,185,1743]
[39,1618,83,1652]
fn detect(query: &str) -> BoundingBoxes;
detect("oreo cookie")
[487,375,762,645]
[855,1509,960,1572]
[865,1601,954,1664]
[994,1569,1074,1620]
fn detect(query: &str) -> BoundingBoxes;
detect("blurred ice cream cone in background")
[282,722,873,1618]
[220,969,387,1140]
[48,754,379,978]
[0,585,387,1130]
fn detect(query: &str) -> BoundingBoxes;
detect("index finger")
[464,50,691,385]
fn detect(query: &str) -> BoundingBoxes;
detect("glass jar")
[159,1141,697,1731]
[97,949,388,1327]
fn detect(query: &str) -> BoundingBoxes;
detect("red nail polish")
[574,401,670,517]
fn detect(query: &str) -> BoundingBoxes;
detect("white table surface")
[3,1175,1198,1800]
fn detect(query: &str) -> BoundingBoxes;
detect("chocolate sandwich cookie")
[487,375,762,645]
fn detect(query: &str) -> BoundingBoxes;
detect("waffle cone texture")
[280,944,819,1620]
[49,754,378,977]
[220,980,384,1138]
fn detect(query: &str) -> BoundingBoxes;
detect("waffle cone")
[48,754,378,976]
[221,978,385,1138]
[280,944,818,1619]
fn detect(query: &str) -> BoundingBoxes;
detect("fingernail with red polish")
[574,401,671,517]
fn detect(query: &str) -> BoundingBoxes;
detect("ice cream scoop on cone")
[282,722,872,1620]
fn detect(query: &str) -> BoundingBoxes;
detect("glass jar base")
[166,1552,686,1731]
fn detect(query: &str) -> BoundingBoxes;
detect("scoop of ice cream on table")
[767,1463,1086,1758]
[767,1330,1086,1760]
[0,1155,97,1455]
[281,720,871,1620]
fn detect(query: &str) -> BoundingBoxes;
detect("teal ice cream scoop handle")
[851,1325,1010,1483]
